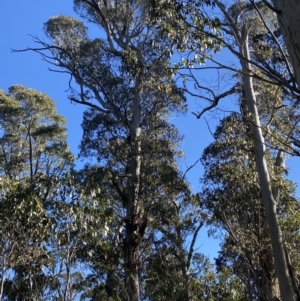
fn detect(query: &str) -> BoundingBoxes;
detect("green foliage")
[38,2,208,300]
[18,1,300,300]
[0,86,75,300]
[0,85,73,180]
[150,0,222,53]
[200,112,300,300]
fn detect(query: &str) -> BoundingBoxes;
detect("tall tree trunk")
[240,25,295,301]
[214,3,295,297]
[124,134,141,301]
[124,75,143,301]
[272,0,300,89]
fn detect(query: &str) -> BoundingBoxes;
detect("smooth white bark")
[240,26,294,301]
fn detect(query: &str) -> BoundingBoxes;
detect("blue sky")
[1,1,299,261]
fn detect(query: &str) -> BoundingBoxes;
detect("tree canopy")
[3,0,300,300]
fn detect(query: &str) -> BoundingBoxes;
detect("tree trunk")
[272,0,300,90]
[124,75,143,301]
[240,26,295,301]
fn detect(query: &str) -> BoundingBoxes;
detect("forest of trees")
[2,0,300,300]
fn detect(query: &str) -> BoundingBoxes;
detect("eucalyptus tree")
[200,112,300,300]
[0,85,73,183]
[154,1,300,299]
[77,108,243,301]
[207,6,298,300]
[18,1,191,300]
[76,101,190,300]
[0,85,74,300]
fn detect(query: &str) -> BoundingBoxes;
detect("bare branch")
[193,85,241,119]
[182,158,200,179]
[69,97,109,113]
[187,221,204,270]
[204,117,215,139]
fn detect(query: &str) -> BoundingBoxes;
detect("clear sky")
[1,1,299,261]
